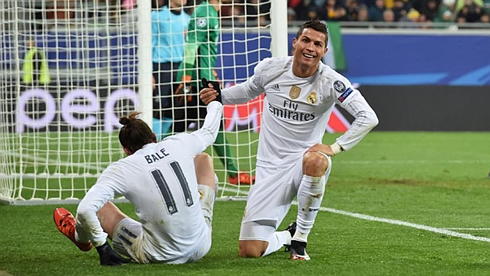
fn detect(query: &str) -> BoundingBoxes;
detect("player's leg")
[152,117,172,141]
[239,221,275,257]
[173,87,200,133]
[187,153,217,262]
[53,207,93,251]
[54,202,129,252]
[291,150,331,260]
[160,62,183,138]
[212,123,256,185]
[96,202,146,262]
[152,62,173,139]
[171,105,186,133]
[239,220,294,258]
[195,152,217,193]
[111,216,146,263]
[239,163,301,257]
[195,153,217,232]
[54,203,136,260]
[96,201,129,240]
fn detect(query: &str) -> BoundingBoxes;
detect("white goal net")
[0,0,286,205]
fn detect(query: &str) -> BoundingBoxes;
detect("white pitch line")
[5,148,489,241]
[3,150,487,167]
[226,191,490,243]
[335,159,488,165]
[3,151,108,171]
[445,228,490,231]
[322,207,490,243]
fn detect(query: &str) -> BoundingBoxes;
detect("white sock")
[294,175,326,243]
[198,184,215,228]
[214,173,219,194]
[262,230,290,256]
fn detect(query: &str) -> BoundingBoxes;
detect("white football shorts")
[112,185,215,264]
[239,155,331,241]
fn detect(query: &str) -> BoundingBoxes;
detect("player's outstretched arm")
[193,101,223,147]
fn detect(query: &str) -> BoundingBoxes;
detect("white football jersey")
[222,56,377,166]
[77,102,222,261]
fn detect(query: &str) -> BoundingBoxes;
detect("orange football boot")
[53,208,93,251]
[228,172,255,185]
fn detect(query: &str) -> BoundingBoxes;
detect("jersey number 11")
[150,161,194,215]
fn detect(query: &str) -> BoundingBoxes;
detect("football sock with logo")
[294,175,326,243]
[263,230,291,256]
[212,128,238,177]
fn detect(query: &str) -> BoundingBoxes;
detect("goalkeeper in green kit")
[174,0,254,185]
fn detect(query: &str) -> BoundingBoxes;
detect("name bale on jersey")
[145,148,170,164]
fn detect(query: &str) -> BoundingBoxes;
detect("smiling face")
[291,27,328,78]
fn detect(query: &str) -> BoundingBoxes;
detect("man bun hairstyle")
[296,19,329,47]
[118,112,154,154]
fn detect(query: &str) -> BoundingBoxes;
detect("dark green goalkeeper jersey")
[177,1,219,85]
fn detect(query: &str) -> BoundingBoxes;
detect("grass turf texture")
[1,132,490,276]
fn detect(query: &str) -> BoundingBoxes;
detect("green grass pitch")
[1,131,490,276]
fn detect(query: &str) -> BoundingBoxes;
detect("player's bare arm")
[199,84,218,105]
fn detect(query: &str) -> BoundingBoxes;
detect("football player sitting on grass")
[54,101,223,265]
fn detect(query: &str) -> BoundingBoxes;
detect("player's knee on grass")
[302,151,329,177]
[239,220,275,257]
[239,240,268,258]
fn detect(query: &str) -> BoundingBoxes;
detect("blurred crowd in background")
[287,0,490,26]
[14,0,490,31]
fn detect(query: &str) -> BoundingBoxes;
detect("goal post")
[136,0,153,126]
[0,0,286,205]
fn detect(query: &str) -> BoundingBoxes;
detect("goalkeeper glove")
[175,75,193,103]
[96,241,130,266]
[201,78,222,104]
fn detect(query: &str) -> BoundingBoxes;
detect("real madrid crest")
[307,92,317,104]
[289,85,301,99]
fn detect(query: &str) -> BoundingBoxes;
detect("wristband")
[330,142,343,155]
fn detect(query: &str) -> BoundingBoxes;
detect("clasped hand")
[199,84,219,104]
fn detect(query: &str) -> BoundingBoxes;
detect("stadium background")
[2,3,490,275]
[3,29,490,134]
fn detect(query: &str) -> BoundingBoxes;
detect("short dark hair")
[118,112,154,154]
[295,20,329,47]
